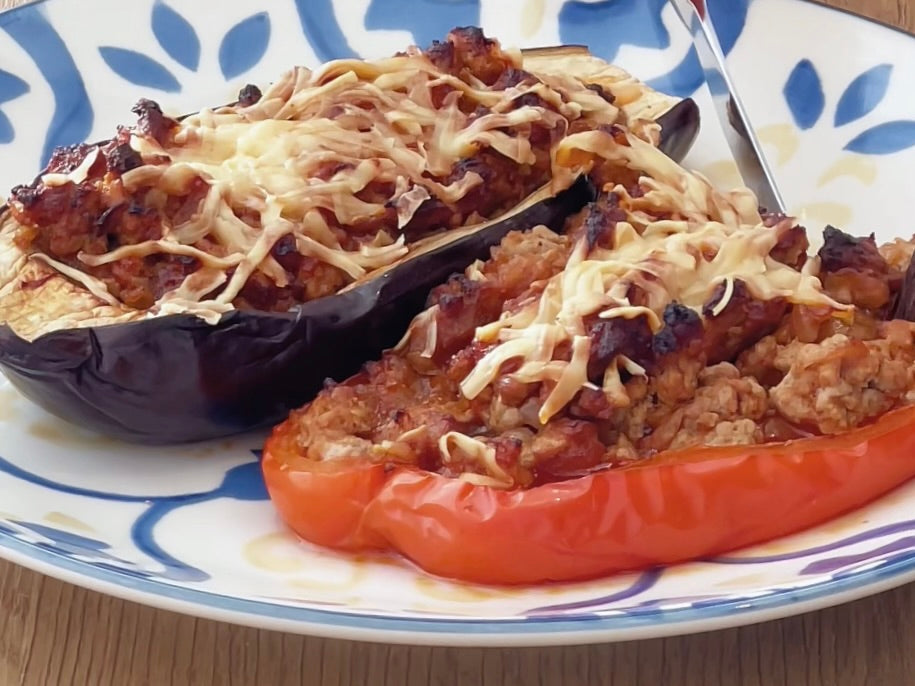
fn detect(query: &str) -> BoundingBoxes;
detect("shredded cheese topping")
[34,47,653,317]
[438,431,513,487]
[452,134,850,424]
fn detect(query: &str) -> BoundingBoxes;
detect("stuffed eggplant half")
[263,124,915,585]
[0,28,699,443]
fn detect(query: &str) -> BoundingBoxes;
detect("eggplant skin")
[0,71,700,443]
[655,99,700,168]
[0,178,596,444]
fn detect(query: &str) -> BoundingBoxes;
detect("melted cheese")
[31,253,120,306]
[41,149,101,187]
[438,431,512,486]
[49,47,635,314]
[459,159,850,423]
[555,132,762,226]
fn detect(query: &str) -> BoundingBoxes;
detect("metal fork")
[668,0,787,214]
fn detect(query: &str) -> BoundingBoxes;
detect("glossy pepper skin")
[262,405,915,585]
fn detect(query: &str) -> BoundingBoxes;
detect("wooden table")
[1,0,912,683]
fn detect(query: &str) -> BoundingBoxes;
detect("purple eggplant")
[0,54,699,444]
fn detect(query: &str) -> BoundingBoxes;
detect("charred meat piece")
[237,84,262,107]
[45,143,97,174]
[893,250,915,322]
[652,303,703,356]
[582,193,627,252]
[769,223,809,269]
[702,280,788,365]
[817,225,893,310]
[131,98,178,145]
[586,315,654,382]
[425,27,516,85]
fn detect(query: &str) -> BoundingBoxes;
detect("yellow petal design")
[0,386,18,421]
[713,572,771,589]
[43,512,95,533]
[817,155,878,187]
[521,0,546,37]
[415,576,518,602]
[699,159,744,189]
[246,532,369,590]
[289,568,366,592]
[27,419,118,450]
[757,124,799,166]
[244,532,309,574]
[792,202,853,229]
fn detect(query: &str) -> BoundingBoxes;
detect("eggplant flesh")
[0,179,597,443]
[0,134,698,445]
[0,52,701,444]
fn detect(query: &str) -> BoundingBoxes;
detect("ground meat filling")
[286,208,915,489]
[7,27,632,313]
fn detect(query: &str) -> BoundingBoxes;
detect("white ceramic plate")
[2,0,915,647]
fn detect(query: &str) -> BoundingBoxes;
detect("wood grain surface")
[1,0,912,684]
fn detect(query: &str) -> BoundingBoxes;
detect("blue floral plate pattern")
[2,0,915,646]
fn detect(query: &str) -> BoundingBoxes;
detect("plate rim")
[1,0,915,646]
[4,525,915,647]
[3,0,914,41]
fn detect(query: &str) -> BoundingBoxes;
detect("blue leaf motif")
[783,59,825,130]
[844,121,915,155]
[98,46,182,92]
[0,110,14,144]
[131,502,210,582]
[216,461,269,501]
[646,49,703,99]
[3,6,94,165]
[366,0,480,51]
[219,13,271,80]
[834,64,892,127]
[151,1,200,71]
[0,69,29,103]
[19,522,111,552]
[560,0,669,65]
[707,0,751,55]
[561,0,749,98]
[293,0,357,61]
[802,537,915,575]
